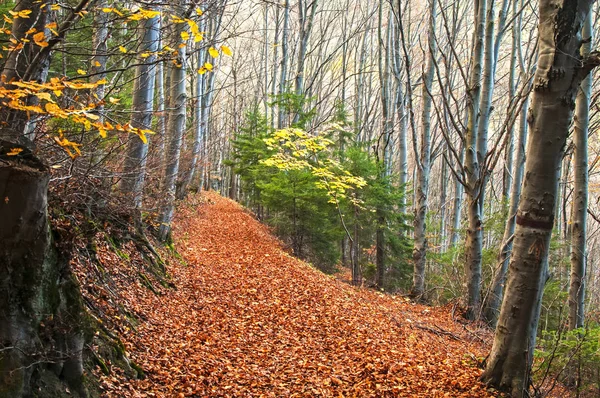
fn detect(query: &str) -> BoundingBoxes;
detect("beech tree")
[568,10,592,331]
[481,0,599,395]
[120,9,160,212]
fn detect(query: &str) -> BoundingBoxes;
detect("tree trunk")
[411,0,436,299]
[439,150,448,253]
[119,11,160,211]
[178,5,224,197]
[450,144,464,248]
[91,0,109,123]
[0,0,53,146]
[481,0,597,395]
[568,11,592,331]
[484,95,529,326]
[158,16,188,241]
[484,0,527,325]
[0,142,85,397]
[463,0,486,320]
[292,0,318,125]
[155,25,167,156]
[277,0,290,129]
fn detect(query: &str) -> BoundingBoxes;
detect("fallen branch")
[413,323,462,341]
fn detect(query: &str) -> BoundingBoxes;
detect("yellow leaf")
[77,69,86,75]
[196,8,203,15]
[109,97,120,104]
[208,47,219,58]
[34,92,53,102]
[33,31,48,47]
[6,148,23,156]
[50,4,60,11]
[45,102,65,117]
[180,31,190,41]
[63,81,96,90]
[204,62,213,71]
[134,128,148,144]
[96,78,108,85]
[93,60,101,67]
[119,46,127,53]
[139,9,160,19]
[220,45,232,56]
[10,10,32,18]
[171,15,184,23]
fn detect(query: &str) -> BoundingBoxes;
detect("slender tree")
[158,5,191,241]
[120,10,160,211]
[568,10,592,331]
[411,0,437,299]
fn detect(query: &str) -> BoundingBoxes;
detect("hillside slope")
[99,192,496,397]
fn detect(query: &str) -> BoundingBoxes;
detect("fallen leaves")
[95,191,498,397]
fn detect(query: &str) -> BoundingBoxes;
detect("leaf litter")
[97,191,498,397]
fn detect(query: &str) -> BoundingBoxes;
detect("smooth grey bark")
[450,144,464,248]
[391,15,408,210]
[502,0,519,203]
[374,0,394,289]
[439,149,448,252]
[263,4,270,116]
[158,16,188,241]
[178,3,225,197]
[270,5,280,130]
[197,46,218,190]
[119,12,160,210]
[411,0,436,299]
[477,0,510,213]
[91,0,109,123]
[277,0,290,129]
[464,0,486,320]
[484,94,529,326]
[484,0,528,326]
[474,0,494,216]
[568,11,592,331]
[155,22,166,156]
[481,0,598,395]
[292,0,318,125]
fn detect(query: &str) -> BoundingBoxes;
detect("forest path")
[106,191,496,397]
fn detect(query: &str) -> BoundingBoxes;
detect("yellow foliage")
[221,45,232,56]
[9,10,32,18]
[6,148,23,156]
[208,47,219,58]
[33,31,48,47]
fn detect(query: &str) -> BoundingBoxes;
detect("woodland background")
[1,0,600,396]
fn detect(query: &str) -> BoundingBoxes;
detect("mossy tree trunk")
[0,142,86,397]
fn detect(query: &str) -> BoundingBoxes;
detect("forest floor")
[96,191,498,397]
